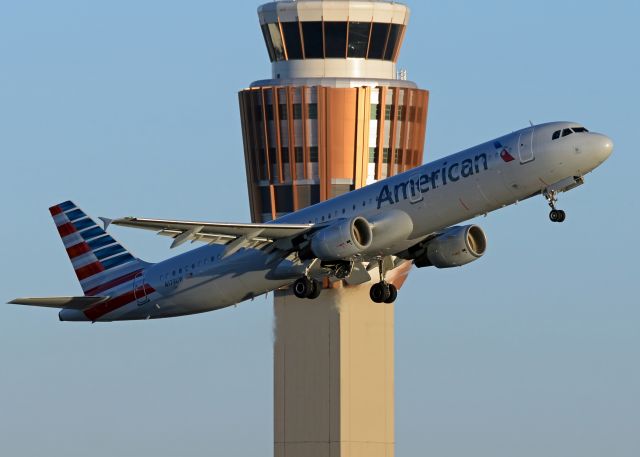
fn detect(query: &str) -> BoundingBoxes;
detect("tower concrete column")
[274,275,397,457]
[237,2,429,455]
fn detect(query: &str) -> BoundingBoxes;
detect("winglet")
[99,217,113,231]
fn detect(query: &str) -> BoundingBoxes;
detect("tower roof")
[258,1,409,26]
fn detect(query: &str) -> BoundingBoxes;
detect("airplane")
[10,121,613,322]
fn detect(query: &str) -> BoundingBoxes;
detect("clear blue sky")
[1,1,638,456]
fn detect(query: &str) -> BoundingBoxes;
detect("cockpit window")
[553,126,589,140]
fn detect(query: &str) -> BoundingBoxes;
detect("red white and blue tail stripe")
[49,201,150,301]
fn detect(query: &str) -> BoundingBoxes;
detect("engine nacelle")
[302,217,373,261]
[415,225,487,268]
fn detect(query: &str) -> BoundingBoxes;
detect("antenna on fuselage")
[529,120,534,127]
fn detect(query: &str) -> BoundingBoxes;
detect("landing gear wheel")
[370,282,390,303]
[549,209,566,223]
[293,277,312,299]
[384,284,398,304]
[307,279,322,299]
[557,210,566,222]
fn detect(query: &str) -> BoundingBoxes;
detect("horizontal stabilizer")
[9,296,109,310]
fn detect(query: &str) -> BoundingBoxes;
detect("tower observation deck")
[239,0,429,222]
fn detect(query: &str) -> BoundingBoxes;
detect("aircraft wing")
[9,296,108,310]
[110,217,314,253]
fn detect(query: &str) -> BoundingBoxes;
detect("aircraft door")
[133,272,150,306]
[518,128,535,163]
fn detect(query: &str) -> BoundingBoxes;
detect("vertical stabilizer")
[49,200,147,296]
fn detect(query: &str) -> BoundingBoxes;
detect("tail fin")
[49,200,147,295]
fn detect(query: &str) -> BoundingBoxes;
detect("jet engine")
[413,225,487,268]
[300,217,373,261]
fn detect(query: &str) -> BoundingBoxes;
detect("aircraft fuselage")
[59,121,613,321]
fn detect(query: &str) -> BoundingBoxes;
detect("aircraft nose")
[593,133,614,162]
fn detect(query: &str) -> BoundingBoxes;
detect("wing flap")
[9,296,109,310]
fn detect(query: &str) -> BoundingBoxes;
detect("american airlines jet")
[11,122,613,322]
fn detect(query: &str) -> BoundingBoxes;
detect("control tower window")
[371,103,380,119]
[278,103,287,120]
[348,22,371,58]
[267,23,286,61]
[368,22,390,59]
[384,24,403,60]
[293,103,302,119]
[310,146,319,162]
[324,22,348,58]
[281,22,303,60]
[302,21,324,58]
[260,24,276,62]
[308,103,318,119]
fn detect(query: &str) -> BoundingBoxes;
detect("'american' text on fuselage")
[376,152,489,209]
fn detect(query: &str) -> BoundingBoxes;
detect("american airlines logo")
[376,152,489,209]
[495,141,515,162]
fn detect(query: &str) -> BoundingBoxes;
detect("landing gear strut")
[369,258,397,304]
[293,276,322,300]
[544,189,566,223]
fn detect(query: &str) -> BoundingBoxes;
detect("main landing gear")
[369,258,397,304]
[544,189,566,223]
[293,276,322,300]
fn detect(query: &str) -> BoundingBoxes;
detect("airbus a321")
[10,122,613,322]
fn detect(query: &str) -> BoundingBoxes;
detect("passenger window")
[562,128,573,137]
[552,130,560,140]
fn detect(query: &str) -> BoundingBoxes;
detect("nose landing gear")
[369,257,398,304]
[544,189,566,223]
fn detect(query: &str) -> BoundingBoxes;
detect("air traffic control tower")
[238,1,429,456]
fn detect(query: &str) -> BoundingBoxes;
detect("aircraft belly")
[153,251,294,317]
